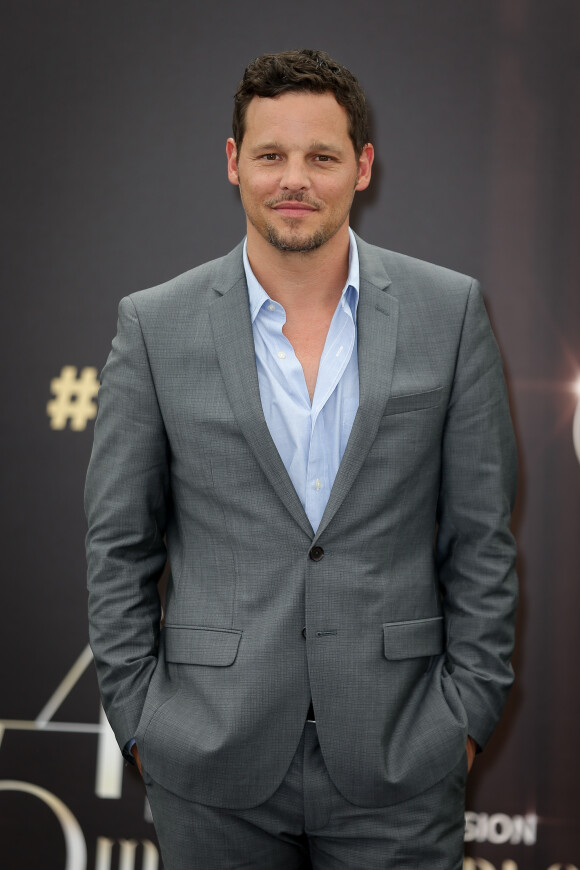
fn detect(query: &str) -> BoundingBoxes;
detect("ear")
[355,143,374,192]
[226,138,240,187]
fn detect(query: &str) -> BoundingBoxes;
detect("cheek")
[242,176,277,202]
[325,180,358,208]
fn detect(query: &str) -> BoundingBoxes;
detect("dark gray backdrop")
[1,1,579,868]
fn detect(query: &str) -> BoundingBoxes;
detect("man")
[85,49,517,869]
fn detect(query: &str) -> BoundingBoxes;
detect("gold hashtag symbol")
[47,366,100,431]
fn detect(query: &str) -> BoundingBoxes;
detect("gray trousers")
[145,722,467,869]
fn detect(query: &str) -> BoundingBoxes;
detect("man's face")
[226,92,373,254]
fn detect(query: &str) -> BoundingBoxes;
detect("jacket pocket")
[383,386,443,416]
[382,616,444,660]
[164,625,242,666]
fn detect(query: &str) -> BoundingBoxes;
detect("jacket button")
[302,626,307,638]
[309,546,324,562]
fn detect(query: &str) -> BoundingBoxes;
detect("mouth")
[271,202,318,218]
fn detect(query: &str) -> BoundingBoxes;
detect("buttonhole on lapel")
[316,630,338,637]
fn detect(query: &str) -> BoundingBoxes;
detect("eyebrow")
[250,141,344,154]
[309,141,344,154]
[249,142,283,152]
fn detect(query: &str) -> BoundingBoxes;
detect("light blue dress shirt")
[244,229,360,533]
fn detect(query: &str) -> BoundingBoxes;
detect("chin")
[265,225,330,254]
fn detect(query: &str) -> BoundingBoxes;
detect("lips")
[271,202,317,217]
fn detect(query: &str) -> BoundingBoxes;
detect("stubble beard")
[264,222,330,253]
[241,186,353,255]
[260,192,330,253]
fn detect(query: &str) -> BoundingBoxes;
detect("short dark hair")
[233,49,369,156]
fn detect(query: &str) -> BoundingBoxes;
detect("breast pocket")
[383,386,444,417]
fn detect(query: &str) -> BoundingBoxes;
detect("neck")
[246,223,351,314]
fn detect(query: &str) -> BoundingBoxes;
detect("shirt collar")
[243,227,360,324]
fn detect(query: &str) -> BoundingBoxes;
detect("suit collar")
[351,231,393,291]
[210,240,246,297]
[211,232,391,297]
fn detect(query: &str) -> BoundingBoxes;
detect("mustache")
[264,193,322,209]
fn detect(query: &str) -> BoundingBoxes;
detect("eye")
[314,154,334,162]
[261,153,279,161]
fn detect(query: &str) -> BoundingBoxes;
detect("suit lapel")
[314,236,399,541]
[208,254,313,538]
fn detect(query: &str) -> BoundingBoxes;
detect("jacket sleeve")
[85,295,169,751]
[435,279,518,750]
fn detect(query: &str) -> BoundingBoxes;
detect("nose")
[279,156,311,192]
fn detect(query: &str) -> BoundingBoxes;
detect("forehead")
[243,92,351,147]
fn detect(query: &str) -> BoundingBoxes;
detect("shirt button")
[267,303,276,311]
[277,351,286,359]
[314,479,322,491]
[309,546,324,562]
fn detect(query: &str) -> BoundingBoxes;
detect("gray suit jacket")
[85,234,517,810]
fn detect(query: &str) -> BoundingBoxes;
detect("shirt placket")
[305,299,355,528]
